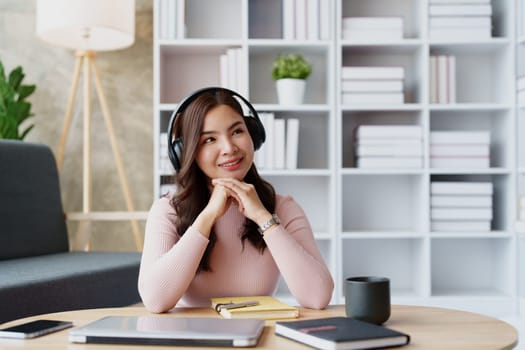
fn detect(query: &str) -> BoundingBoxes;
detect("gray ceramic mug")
[345,276,391,324]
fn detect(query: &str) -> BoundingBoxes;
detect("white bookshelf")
[153,0,522,317]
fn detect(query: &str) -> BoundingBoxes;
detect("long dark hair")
[170,90,275,272]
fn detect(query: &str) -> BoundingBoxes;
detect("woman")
[138,89,333,313]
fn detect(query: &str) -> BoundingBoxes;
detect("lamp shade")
[36,0,135,51]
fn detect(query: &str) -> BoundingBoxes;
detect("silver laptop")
[69,316,264,347]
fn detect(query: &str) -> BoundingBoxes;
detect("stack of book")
[517,76,525,105]
[158,0,186,39]
[430,131,490,169]
[430,181,493,232]
[428,0,492,41]
[219,48,245,95]
[341,17,403,42]
[159,132,174,174]
[429,55,456,104]
[354,125,423,169]
[341,66,405,105]
[255,113,300,170]
[282,0,330,40]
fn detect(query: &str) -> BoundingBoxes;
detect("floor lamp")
[36,0,144,251]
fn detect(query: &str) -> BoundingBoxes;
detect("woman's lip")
[219,158,243,169]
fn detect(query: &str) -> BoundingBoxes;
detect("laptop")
[68,316,265,347]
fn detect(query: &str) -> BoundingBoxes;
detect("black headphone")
[167,87,266,171]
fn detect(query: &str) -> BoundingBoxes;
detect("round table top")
[0,304,518,350]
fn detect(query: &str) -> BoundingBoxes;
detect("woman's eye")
[233,128,244,135]
[203,137,215,144]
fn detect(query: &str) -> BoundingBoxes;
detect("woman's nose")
[221,137,238,154]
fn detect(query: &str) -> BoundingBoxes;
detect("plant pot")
[276,78,306,105]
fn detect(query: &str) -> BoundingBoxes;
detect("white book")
[430,145,489,157]
[431,181,493,195]
[520,196,525,208]
[356,125,422,139]
[356,157,423,169]
[430,156,489,168]
[167,0,176,39]
[429,4,492,16]
[227,49,237,91]
[286,118,300,169]
[260,112,275,169]
[437,55,448,104]
[306,0,319,40]
[342,92,404,104]
[341,66,405,80]
[429,27,492,40]
[342,28,403,41]
[219,54,228,88]
[430,131,490,144]
[356,138,422,146]
[518,90,525,105]
[176,0,186,39]
[429,16,491,28]
[448,56,456,103]
[282,0,295,39]
[342,17,403,30]
[355,144,423,157]
[274,119,286,169]
[431,208,492,220]
[235,48,243,94]
[431,220,491,232]
[159,0,169,39]
[429,56,438,103]
[319,0,330,40]
[295,0,307,40]
[429,0,490,3]
[341,80,403,92]
[520,209,525,221]
[430,195,492,208]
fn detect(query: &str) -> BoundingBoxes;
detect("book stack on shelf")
[430,181,493,232]
[354,125,423,169]
[158,0,186,39]
[429,55,456,104]
[159,132,174,174]
[517,76,525,105]
[428,0,492,41]
[341,17,403,42]
[282,0,330,40]
[520,196,525,222]
[341,67,404,105]
[255,113,300,170]
[219,48,245,94]
[430,131,490,168]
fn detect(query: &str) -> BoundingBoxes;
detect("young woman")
[138,88,334,313]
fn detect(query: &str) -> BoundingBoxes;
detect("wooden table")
[0,305,518,349]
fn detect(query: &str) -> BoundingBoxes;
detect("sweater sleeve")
[263,196,334,309]
[138,197,209,313]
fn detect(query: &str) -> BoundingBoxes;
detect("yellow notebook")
[210,295,299,320]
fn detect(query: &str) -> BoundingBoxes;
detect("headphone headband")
[167,87,266,172]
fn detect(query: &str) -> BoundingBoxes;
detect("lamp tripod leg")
[90,57,143,251]
[56,54,83,170]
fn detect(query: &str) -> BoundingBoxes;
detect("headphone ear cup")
[168,138,183,171]
[244,116,265,151]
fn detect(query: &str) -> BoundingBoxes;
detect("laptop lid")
[69,316,265,347]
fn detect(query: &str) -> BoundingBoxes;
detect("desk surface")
[0,305,518,350]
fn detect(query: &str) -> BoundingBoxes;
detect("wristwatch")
[258,214,280,235]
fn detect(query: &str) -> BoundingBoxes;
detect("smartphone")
[0,319,73,339]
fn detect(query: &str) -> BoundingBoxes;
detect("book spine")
[341,66,405,80]
[341,80,403,92]
[429,4,492,16]
[431,195,492,208]
[286,118,300,169]
[274,119,286,169]
[430,181,493,195]
[341,92,404,104]
[355,144,423,157]
[283,0,296,39]
[430,145,489,156]
[342,17,403,29]
[342,29,403,41]
[319,0,330,40]
[431,220,491,232]
[356,157,423,168]
[356,125,423,139]
[430,131,490,144]
[431,208,493,220]
[430,157,489,168]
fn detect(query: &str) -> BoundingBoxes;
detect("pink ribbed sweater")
[138,194,334,313]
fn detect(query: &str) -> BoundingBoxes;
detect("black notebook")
[275,316,410,350]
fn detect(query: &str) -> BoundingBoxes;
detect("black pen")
[215,301,259,312]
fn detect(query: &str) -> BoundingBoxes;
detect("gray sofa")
[0,140,142,324]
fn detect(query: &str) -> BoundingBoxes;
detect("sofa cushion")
[0,140,69,260]
[0,251,141,323]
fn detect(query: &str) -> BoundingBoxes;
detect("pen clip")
[215,301,259,313]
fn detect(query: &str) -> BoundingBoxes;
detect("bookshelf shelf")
[154,0,522,318]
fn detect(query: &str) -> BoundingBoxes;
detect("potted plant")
[0,59,36,140]
[272,53,312,105]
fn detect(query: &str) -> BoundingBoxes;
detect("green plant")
[0,59,36,140]
[271,53,312,80]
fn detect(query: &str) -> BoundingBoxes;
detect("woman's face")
[195,104,254,181]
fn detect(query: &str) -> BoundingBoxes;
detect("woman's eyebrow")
[201,120,243,136]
